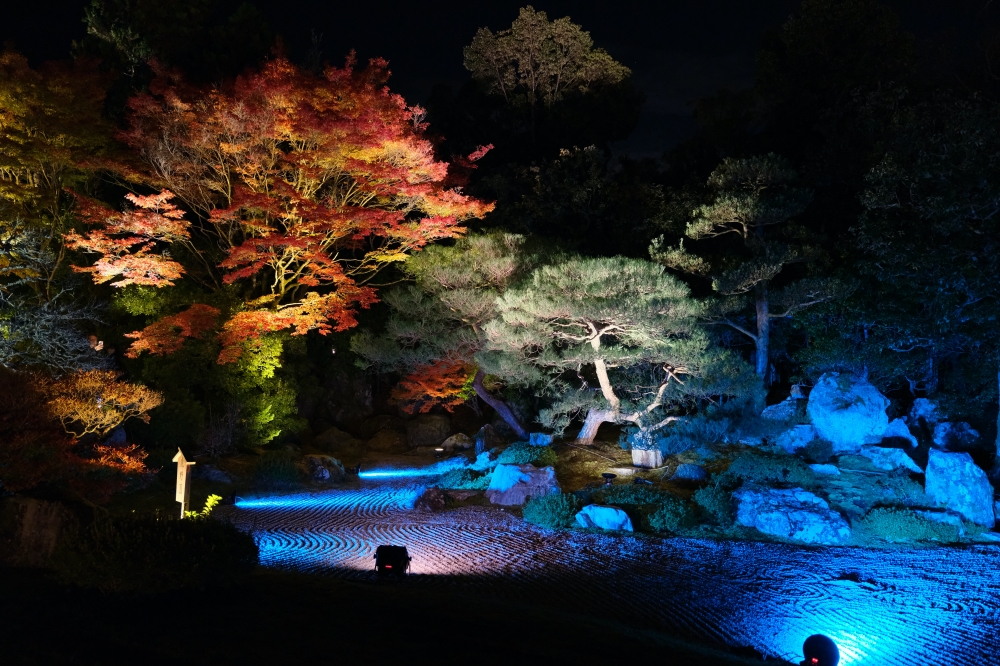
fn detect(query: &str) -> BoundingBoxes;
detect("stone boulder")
[485,464,559,506]
[932,422,982,453]
[367,429,408,453]
[195,465,233,484]
[474,424,504,455]
[529,432,554,446]
[806,373,889,453]
[575,504,634,531]
[356,414,406,440]
[413,488,446,513]
[925,449,995,526]
[631,448,664,468]
[761,397,798,421]
[857,445,922,473]
[406,414,451,448]
[441,433,474,451]
[313,426,363,452]
[774,425,818,454]
[305,455,346,483]
[734,487,851,545]
[909,398,940,425]
[881,418,918,448]
[671,463,708,482]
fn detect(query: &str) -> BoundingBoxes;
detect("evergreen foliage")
[522,492,582,529]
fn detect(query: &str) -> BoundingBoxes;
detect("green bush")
[693,480,735,525]
[53,513,258,593]
[856,507,963,543]
[724,451,815,487]
[253,451,300,488]
[497,443,558,467]
[647,496,697,533]
[594,484,667,506]
[435,468,492,490]
[523,492,581,529]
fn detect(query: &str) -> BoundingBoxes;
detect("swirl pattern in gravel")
[229,477,1000,665]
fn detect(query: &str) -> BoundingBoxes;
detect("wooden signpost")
[172,449,196,519]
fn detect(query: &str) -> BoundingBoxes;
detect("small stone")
[574,504,634,531]
[413,488,446,512]
[474,424,504,455]
[809,464,841,476]
[909,398,940,425]
[441,433,474,451]
[882,418,918,448]
[932,422,982,452]
[857,445,922,473]
[671,463,708,482]
[528,432,554,446]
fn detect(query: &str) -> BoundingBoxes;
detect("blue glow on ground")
[357,456,469,479]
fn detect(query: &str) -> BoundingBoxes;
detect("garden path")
[230,469,1000,666]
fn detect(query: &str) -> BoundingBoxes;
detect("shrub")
[647,496,697,532]
[53,513,258,593]
[693,480,735,525]
[253,450,299,488]
[856,508,963,543]
[435,468,492,490]
[497,443,558,467]
[724,451,815,487]
[523,492,581,529]
[594,484,667,506]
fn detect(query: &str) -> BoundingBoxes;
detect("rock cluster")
[734,487,852,545]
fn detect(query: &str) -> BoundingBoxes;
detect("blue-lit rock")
[925,449,995,526]
[909,398,940,424]
[441,433,473,451]
[932,421,982,452]
[761,396,798,421]
[529,432,554,446]
[857,445,922,473]
[485,463,559,506]
[882,418,918,448]
[774,424,818,454]
[671,463,708,482]
[806,373,889,453]
[734,487,851,545]
[575,504,634,531]
[809,464,840,476]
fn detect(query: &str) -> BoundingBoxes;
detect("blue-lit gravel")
[229,468,1000,665]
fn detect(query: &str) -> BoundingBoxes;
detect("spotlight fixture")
[801,634,839,666]
[601,472,617,486]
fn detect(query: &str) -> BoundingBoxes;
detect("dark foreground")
[0,566,775,666]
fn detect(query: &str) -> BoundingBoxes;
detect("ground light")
[802,635,839,666]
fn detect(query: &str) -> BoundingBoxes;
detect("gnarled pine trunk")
[471,369,529,441]
[754,280,770,380]
[576,407,615,444]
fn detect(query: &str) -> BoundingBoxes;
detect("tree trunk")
[471,369,529,441]
[754,280,770,381]
[576,407,614,444]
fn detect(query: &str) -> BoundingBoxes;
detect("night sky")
[0,1,991,157]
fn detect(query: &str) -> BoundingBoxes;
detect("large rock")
[631,448,664,469]
[413,488,446,513]
[355,414,406,441]
[406,414,451,448]
[882,418,918,448]
[305,455,346,483]
[441,433,473,451]
[313,426,363,452]
[529,432,554,446]
[485,464,559,506]
[857,445,922,473]
[195,465,233,484]
[367,429,408,453]
[761,397,798,421]
[734,487,851,545]
[474,424,504,455]
[925,449,995,526]
[932,422,982,453]
[774,425,818,454]
[806,373,889,453]
[575,504,634,531]
[0,498,76,567]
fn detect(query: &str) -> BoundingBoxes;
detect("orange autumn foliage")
[124,303,220,357]
[390,358,475,414]
[42,370,164,438]
[92,54,494,363]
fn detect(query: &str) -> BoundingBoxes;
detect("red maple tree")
[390,358,475,414]
[77,54,492,362]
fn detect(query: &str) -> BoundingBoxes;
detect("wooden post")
[172,449,196,519]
